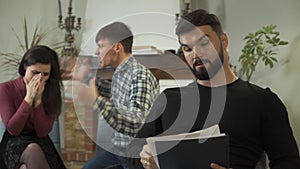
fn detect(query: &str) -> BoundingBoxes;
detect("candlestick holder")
[58,2,81,57]
[175,1,191,24]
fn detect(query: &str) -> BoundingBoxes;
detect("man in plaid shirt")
[83,22,159,169]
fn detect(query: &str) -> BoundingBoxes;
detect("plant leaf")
[24,17,29,50]
[238,24,288,81]
[31,24,39,48]
[279,41,288,45]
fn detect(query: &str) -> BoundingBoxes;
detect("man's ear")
[220,33,228,49]
[114,42,122,52]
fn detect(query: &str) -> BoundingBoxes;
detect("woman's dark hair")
[18,45,62,116]
[95,22,133,53]
[176,9,224,37]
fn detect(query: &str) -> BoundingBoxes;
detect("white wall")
[224,0,300,145]
[80,0,180,55]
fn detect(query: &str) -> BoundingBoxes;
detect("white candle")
[184,0,191,4]
[69,0,72,8]
[58,0,62,16]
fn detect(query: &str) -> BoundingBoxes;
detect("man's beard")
[191,49,224,80]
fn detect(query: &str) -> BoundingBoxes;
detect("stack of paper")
[146,125,229,169]
[132,45,162,55]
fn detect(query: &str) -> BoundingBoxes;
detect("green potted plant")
[238,24,288,81]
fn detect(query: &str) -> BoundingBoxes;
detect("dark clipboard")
[154,134,229,169]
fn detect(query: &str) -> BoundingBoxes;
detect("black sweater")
[127,79,300,169]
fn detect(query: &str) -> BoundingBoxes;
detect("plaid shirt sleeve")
[95,76,112,99]
[93,70,159,137]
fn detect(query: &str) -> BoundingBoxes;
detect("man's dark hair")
[95,22,133,53]
[176,9,224,37]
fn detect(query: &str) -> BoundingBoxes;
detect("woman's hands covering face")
[24,74,45,106]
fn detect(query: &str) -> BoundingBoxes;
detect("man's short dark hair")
[176,9,224,37]
[95,22,133,53]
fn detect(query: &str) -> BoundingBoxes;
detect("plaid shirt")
[94,56,159,148]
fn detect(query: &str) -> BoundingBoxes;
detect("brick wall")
[62,100,98,169]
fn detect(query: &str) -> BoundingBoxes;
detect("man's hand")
[74,81,98,109]
[139,144,159,169]
[60,56,77,80]
[210,163,232,169]
[72,58,91,82]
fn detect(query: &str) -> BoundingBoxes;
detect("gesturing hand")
[140,145,159,169]
[210,163,233,169]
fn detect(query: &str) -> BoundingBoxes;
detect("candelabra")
[58,0,81,57]
[175,0,191,24]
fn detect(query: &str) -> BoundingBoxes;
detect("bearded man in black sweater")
[126,9,300,169]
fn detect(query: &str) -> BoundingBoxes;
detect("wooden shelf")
[96,54,195,80]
